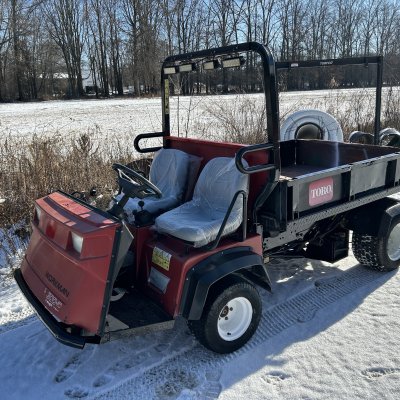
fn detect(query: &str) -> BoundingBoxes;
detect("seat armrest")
[204,190,248,251]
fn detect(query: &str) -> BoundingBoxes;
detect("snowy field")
[1,92,400,399]
[0,87,395,144]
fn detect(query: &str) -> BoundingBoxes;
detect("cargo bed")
[260,139,400,249]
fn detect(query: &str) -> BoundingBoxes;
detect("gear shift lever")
[138,200,145,211]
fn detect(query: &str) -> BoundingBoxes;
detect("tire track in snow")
[60,321,198,399]
[361,367,400,379]
[54,346,96,383]
[92,265,393,399]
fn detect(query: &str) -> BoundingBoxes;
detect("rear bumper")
[14,269,100,349]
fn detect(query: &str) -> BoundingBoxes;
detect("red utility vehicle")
[15,42,400,353]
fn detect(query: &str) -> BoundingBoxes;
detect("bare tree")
[85,0,110,96]
[1,0,400,102]
[123,0,162,95]
[332,0,363,57]
[373,0,398,55]
[360,0,380,56]
[0,0,12,100]
[256,0,278,50]
[106,0,124,95]
[304,0,332,59]
[209,0,244,47]
[278,0,307,60]
[42,0,85,97]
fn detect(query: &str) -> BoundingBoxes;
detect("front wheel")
[352,216,400,271]
[188,278,261,354]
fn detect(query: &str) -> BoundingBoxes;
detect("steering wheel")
[112,163,162,199]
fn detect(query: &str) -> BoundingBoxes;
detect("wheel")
[188,278,261,354]
[348,131,374,144]
[379,127,400,147]
[352,217,400,271]
[280,110,343,142]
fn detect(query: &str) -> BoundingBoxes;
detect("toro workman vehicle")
[15,42,400,353]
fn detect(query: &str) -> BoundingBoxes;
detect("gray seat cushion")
[116,148,190,222]
[155,157,249,247]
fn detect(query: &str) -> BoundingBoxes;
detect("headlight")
[35,205,42,221]
[71,232,84,254]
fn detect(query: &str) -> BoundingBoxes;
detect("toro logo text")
[309,177,334,206]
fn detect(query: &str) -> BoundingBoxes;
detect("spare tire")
[349,131,374,144]
[280,109,343,142]
[379,127,400,147]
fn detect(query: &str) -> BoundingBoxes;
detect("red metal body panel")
[140,234,263,317]
[132,225,155,281]
[21,139,268,339]
[127,137,267,317]
[21,192,120,334]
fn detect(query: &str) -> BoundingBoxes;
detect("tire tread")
[352,232,397,271]
[188,279,261,353]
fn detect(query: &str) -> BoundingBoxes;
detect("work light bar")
[163,66,177,75]
[179,63,196,73]
[222,57,245,68]
[203,60,221,70]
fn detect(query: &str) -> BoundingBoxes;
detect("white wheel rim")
[387,223,400,261]
[217,297,253,341]
[280,109,344,142]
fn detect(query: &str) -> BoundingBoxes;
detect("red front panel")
[21,192,120,334]
[139,234,263,318]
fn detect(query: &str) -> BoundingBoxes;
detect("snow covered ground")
[1,93,400,399]
[0,253,399,400]
[0,87,395,144]
[0,97,162,140]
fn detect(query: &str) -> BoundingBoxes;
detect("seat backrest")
[149,148,190,199]
[193,157,249,218]
[165,136,270,221]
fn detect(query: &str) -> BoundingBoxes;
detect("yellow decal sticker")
[152,246,172,271]
[164,79,170,114]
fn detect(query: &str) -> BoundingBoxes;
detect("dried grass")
[198,89,400,144]
[195,95,268,144]
[0,129,150,228]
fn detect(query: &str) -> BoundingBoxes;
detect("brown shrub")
[0,130,150,227]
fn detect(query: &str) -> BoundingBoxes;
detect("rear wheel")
[352,217,400,271]
[188,278,261,354]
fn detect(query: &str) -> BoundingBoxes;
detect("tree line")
[1,0,400,101]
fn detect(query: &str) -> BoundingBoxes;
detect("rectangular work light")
[178,63,196,73]
[203,60,220,70]
[222,57,245,68]
[163,66,177,75]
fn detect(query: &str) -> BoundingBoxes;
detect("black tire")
[188,277,262,354]
[348,131,374,144]
[352,218,400,271]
